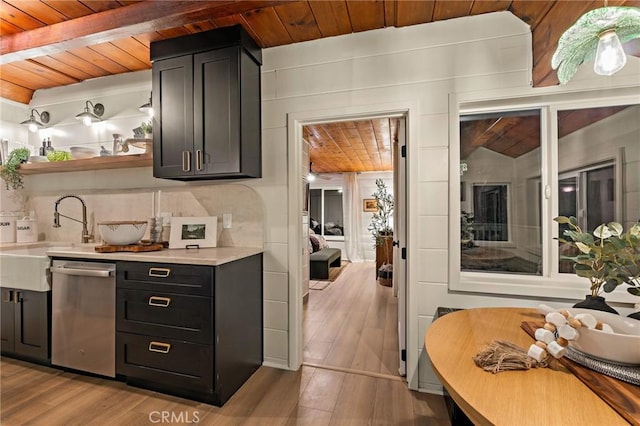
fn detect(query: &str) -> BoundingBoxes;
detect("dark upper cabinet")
[151,25,261,180]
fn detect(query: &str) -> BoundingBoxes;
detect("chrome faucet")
[53,195,93,243]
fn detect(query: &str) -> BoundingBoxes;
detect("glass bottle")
[45,138,54,153]
[39,139,47,156]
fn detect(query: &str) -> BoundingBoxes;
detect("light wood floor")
[304,261,400,377]
[0,261,450,425]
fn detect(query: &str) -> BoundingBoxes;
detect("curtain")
[344,172,364,262]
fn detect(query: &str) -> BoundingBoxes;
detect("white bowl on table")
[98,221,147,245]
[567,308,640,365]
[70,146,98,159]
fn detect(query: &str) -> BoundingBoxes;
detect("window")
[452,98,639,302]
[459,109,542,276]
[309,188,344,239]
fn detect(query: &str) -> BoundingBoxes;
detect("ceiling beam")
[0,0,291,64]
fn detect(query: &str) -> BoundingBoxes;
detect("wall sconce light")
[20,108,50,132]
[139,92,153,117]
[75,100,104,126]
[552,6,640,84]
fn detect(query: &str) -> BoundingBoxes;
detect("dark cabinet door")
[13,290,49,360]
[153,55,194,178]
[194,47,240,176]
[1,289,15,353]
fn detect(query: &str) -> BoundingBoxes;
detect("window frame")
[449,90,638,303]
[309,186,345,242]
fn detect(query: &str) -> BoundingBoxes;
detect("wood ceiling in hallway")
[304,119,398,173]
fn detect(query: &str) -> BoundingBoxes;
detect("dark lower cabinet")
[0,288,50,362]
[116,254,263,405]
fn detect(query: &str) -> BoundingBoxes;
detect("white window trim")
[449,90,639,304]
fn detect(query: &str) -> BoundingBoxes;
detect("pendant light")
[593,29,627,76]
[20,108,50,132]
[75,100,104,126]
[551,6,640,84]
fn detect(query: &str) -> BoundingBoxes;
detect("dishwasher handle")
[50,265,114,278]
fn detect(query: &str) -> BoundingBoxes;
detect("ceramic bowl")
[70,146,97,159]
[28,156,49,163]
[98,221,147,245]
[567,308,640,365]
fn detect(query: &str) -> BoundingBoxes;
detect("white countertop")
[1,241,263,266]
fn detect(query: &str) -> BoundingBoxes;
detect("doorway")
[287,107,409,379]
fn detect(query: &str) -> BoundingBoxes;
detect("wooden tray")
[522,321,640,426]
[94,241,166,253]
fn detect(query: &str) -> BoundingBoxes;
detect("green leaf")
[627,287,640,296]
[603,280,619,292]
[575,268,594,278]
[576,242,591,254]
[554,216,571,224]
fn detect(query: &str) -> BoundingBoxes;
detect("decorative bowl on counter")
[568,308,640,365]
[70,146,98,159]
[98,221,147,245]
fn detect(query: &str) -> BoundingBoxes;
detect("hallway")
[303,261,400,377]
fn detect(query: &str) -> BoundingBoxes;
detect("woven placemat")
[565,346,640,386]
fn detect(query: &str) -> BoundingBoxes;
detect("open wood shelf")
[18,154,152,175]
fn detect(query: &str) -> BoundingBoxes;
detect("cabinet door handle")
[148,341,171,354]
[13,291,21,304]
[182,150,191,172]
[2,290,12,303]
[148,296,171,307]
[196,149,203,171]
[148,267,170,278]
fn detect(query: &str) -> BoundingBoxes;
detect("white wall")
[2,10,639,394]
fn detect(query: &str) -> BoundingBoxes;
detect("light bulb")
[82,116,92,126]
[307,173,316,182]
[594,29,627,76]
[28,123,38,133]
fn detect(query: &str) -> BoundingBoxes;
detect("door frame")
[287,101,418,377]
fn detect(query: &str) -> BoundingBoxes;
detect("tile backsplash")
[22,184,264,247]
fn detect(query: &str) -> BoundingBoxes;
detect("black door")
[194,47,240,176]
[13,290,49,360]
[1,289,15,353]
[153,55,194,178]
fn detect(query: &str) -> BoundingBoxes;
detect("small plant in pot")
[368,179,394,284]
[0,147,30,190]
[555,216,640,315]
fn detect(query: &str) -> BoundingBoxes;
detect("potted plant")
[140,120,152,137]
[0,147,30,190]
[368,178,394,285]
[555,216,640,315]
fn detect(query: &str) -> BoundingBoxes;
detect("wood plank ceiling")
[1,1,639,173]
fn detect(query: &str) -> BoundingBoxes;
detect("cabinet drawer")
[117,332,213,393]
[117,262,213,296]
[117,289,212,344]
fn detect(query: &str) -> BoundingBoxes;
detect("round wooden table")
[425,307,627,426]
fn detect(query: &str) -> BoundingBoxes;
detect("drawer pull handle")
[148,267,170,278]
[148,296,171,307]
[148,341,171,354]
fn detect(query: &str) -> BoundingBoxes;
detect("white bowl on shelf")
[70,146,98,159]
[98,221,147,245]
[567,308,640,365]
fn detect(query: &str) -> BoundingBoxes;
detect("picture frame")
[363,198,377,212]
[169,216,217,249]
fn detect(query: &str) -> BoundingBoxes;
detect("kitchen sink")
[0,242,94,291]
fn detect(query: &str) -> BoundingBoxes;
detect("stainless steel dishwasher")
[51,260,116,377]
